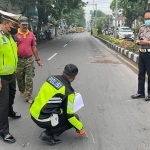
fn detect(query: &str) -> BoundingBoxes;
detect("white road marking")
[47,53,57,60]
[91,132,95,144]
[70,40,72,42]
[63,44,67,47]
[73,35,77,39]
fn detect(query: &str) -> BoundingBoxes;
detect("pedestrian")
[131,10,150,101]
[30,64,88,146]
[0,10,21,143]
[14,16,43,104]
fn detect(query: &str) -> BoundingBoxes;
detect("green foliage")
[110,0,147,28]
[4,0,85,34]
[63,7,86,27]
[135,24,140,36]
[96,10,106,18]
[97,25,102,34]
[99,35,139,52]
[127,42,139,52]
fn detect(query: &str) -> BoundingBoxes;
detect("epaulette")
[140,24,145,27]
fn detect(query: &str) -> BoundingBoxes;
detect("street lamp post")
[114,0,118,38]
[86,2,97,29]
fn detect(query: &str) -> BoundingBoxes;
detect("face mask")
[9,27,18,35]
[145,20,150,26]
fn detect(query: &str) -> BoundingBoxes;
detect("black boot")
[39,132,61,146]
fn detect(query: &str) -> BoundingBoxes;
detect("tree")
[8,0,86,35]
[63,7,86,28]
[110,0,148,28]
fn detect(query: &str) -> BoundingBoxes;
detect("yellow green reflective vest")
[0,31,18,75]
[30,75,83,130]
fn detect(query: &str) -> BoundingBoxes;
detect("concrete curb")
[94,35,139,64]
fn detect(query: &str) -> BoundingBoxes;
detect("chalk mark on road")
[47,53,57,60]
[91,132,95,144]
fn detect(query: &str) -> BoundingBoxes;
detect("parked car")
[116,27,134,41]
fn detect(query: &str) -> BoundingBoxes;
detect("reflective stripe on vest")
[29,81,65,119]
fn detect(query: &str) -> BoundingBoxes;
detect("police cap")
[0,10,21,24]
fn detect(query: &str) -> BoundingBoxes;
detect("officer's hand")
[0,82,2,91]
[78,128,88,137]
[139,39,149,45]
[37,60,43,67]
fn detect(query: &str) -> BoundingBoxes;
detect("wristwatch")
[35,59,40,61]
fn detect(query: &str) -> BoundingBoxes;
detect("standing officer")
[0,10,21,143]
[14,16,43,104]
[131,10,150,101]
[30,64,88,146]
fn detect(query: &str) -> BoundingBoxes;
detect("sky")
[83,0,113,21]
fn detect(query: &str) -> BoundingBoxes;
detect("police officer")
[131,10,150,101]
[0,10,21,143]
[30,64,88,146]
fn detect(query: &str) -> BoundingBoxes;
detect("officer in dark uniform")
[131,10,150,101]
[0,10,21,143]
[30,64,88,146]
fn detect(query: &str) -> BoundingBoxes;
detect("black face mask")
[9,27,18,35]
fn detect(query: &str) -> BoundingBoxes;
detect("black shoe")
[39,132,62,146]
[0,133,16,143]
[131,94,145,99]
[145,95,150,101]
[9,112,21,119]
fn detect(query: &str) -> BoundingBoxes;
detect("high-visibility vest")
[30,75,83,130]
[0,32,18,75]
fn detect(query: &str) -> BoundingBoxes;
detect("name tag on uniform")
[1,37,7,45]
[47,76,63,90]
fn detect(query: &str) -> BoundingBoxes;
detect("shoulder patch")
[47,76,63,90]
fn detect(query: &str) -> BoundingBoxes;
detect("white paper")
[74,93,84,112]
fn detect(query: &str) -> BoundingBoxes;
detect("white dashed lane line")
[47,53,57,60]
[63,44,67,47]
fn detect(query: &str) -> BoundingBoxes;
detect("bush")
[127,42,139,52]
[98,35,139,53]
[97,25,102,35]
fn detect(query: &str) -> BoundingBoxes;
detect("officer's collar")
[62,75,71,84]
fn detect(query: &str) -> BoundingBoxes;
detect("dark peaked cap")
[64,64,78,76]
[0,10,21,24]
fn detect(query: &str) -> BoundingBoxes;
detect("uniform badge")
[1,37,7,45]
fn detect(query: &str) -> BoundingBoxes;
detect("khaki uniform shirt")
[136,25,150,49]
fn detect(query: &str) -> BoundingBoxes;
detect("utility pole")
[114,0,118,38]
[93,0,94,29]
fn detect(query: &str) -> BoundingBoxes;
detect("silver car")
[116,27,134,41]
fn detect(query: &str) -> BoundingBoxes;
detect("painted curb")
[94,35,139,63]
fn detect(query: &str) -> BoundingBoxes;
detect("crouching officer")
[0,10,21,143]
[131,10,150,101]
[30,64,88,146]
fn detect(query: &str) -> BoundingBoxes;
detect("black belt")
[139,49,150,52]
[18,55,32,59]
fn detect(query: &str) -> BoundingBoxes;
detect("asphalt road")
[1,32,150,150]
